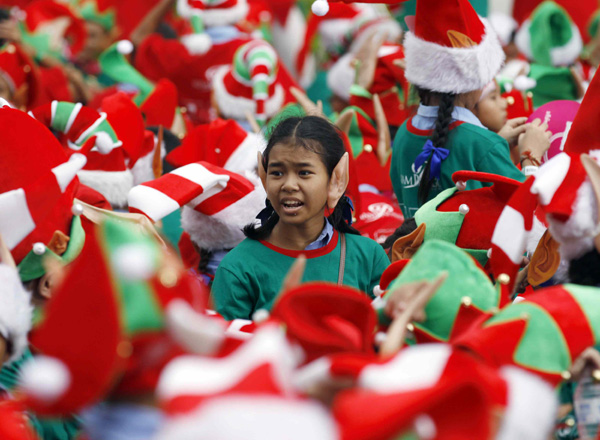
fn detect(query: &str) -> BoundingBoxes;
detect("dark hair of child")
[415,87,457,204]
[568,248,600,287]
[243,115,360,240]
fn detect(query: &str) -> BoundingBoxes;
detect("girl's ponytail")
[417,92,456,204]
[329,195,360,236]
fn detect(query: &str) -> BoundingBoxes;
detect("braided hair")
[244,116,360,241]
[416,88,457,205]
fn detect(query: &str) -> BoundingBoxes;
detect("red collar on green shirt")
[406,117,464,136]
[260,230,340,259]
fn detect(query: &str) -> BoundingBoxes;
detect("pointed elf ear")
[527,229,561,287]
[327,152,349,210]
[391,222,426,262]
[258,152,267,190]
[581,154,600,253]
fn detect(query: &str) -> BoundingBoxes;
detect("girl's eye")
[299,170,312,176]
[269,171,283,177]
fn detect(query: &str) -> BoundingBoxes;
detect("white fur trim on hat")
[348,19,402,55]
[515,20,582,67]
[327,53,355,101]
[155,396,339,440]
[131,143,166,186]
[496,366,557,440]
[181,33,213,55]
[77,169,134,209]
[181,175,265,250]
[223,133,264,174]
[212,66,285,121]
[404,18,505,94]
[488,12,518,47]
[0,264,32,364]
[177,0,249,27]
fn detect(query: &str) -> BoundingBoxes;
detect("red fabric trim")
[406,117,464,136]
[260,230,339,258]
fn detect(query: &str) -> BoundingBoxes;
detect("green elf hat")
[98,41,180,130]
[588,9,600,39]
[455,283,600,386]
[515,1,583,67]
[527,64,579,108]
[78,0,116,31]
[384,240,501,344]
[20,218,208,416]
[413,171,522,271]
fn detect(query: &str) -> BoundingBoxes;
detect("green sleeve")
[475,140,526,182]
[389,148,404,213]
[368,245,390,299]
[211,266,255,321]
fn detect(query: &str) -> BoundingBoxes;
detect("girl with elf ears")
[211,116,389,320]
[389,0,552,219]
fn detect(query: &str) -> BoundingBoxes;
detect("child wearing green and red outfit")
[212,116,389,320]
[388,0,550,219]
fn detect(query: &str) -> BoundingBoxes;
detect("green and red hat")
[384,240,502,344]
[456,283,600,386]
[20,218,208,415]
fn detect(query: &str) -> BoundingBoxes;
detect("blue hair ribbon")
[414,140,450,181]
[342,195,355,225]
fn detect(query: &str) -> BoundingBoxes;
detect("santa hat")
[403,0,505,94]
[129,161,265,250]
[0,106,85,267]
[488,70,600,294]
[0,44,41,109]
[21,0,87,58]
[270,283,376,363]
[155,324,338,440]
[411,171,522,269]
[165,118,263,174]
[332,344,556,440]
[20,218,208,415]
[384,240,501,343]
[455,284,600,386]
[515,1,582,67]
[212,39,283,126]
[30,97,140,208]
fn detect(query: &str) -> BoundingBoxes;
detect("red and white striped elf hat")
[489,70,600,293]
[212,39,283,127]
[128,161,255,223]
[155,324,338,440]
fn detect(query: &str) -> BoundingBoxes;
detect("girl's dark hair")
[243,115,360,240]
[568,248,600,287]
[415,87,456,205]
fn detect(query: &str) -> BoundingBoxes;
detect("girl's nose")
[282,176,299,191]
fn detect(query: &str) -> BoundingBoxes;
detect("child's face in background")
[474,84,507,133]
[265,142,330,230]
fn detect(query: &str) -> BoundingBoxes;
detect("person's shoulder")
[454,123,505,142]
[219,238,264,266]
[345,233,386,253]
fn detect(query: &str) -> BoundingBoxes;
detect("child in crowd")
[211,116,389,320]
[389,0,550,218]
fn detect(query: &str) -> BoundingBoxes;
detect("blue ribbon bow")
[342,195,355,225]
[413,140,450,181]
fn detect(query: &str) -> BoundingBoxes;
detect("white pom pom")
[458,204,470,215]
[414,414,437,440]
[311,0,329,16]
[94,131,116,155]
[181,33,212,55]
[116,40,134,55]
[252,308,270,324]
[33,242,46,255]
[20,355,71,403]
[455,180,466,190]
[113,244,156,281]
[71,203,84,216]
[374,331,387,346]
[487,248,492,258]
[373,285,384,297]
[513,75,537,91]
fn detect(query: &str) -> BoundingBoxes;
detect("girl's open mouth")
[281,200,304,215]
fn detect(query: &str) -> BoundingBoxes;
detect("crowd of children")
[0,0,599,438]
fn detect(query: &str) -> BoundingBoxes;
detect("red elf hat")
[403,0,504,94]
[271,282,377,363]
[165,118,262,173]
